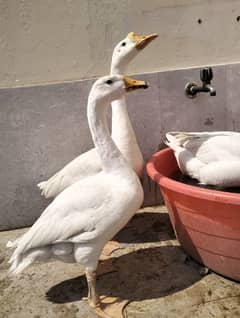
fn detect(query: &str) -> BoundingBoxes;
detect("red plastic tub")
[147,148,240,281]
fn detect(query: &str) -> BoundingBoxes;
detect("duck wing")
[12,176,111,258]
[167,132,240,163]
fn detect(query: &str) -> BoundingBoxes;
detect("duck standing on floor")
[166,131,240,187]
[8,75,147,317]
[38,32,158,199]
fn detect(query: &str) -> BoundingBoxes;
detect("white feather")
[38,148,101,198]
[166,131,240,187]
[37,33,158,198]
[9,75,144,275]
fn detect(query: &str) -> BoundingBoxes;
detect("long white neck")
[110,63,144,176]
[87,96,127,173]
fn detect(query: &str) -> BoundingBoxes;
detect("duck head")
[111,32,158,74]
[89,75,148,105]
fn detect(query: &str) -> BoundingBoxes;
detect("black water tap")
[185,67,216,98]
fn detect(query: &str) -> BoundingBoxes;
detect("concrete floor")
[0,206,240,318]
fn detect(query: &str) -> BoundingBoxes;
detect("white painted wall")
[1,0,240,88]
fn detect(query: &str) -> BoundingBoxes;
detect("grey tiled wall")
[1,64,239,230]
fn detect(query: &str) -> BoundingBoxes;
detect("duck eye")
[121,42,126,46]
[106,80,113,85]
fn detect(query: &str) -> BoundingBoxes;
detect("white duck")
[166,131,240,187]
[8,75,146,316]
[38,32,158,199]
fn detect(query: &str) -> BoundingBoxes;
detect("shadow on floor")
[46,245,201,304]
[114,212,175,243]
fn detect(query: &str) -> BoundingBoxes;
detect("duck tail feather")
[37,172,63,199]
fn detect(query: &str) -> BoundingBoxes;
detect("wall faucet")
[185,67,216,98]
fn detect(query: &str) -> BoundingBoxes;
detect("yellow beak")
[123,76,148,92]
[128,32,158,50]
